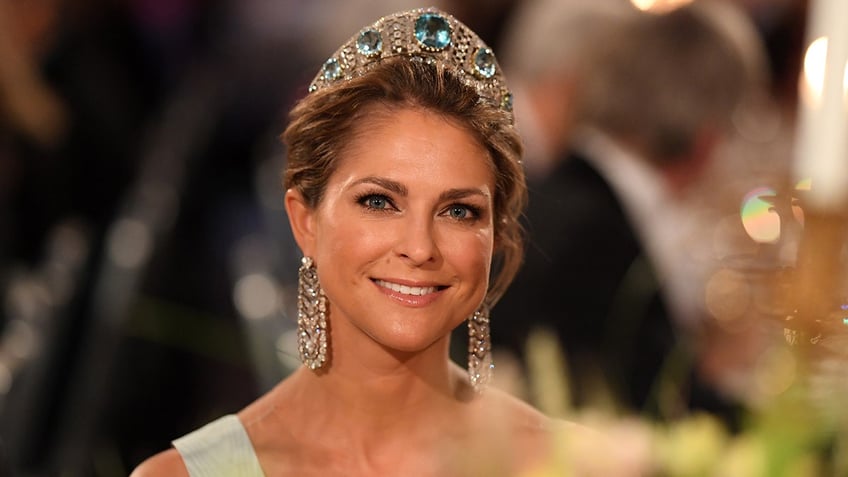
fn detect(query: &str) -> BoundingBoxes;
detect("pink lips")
[372,278,446,307]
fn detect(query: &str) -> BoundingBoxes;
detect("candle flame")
[629,0,692,14]
[800,36,848,107]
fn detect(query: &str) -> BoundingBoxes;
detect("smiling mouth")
[372,279,446,296]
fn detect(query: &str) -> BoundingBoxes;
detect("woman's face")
[292,107,495,354]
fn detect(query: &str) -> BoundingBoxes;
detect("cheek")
[444,228,494,280]
[475,230,495,277]
[316,215,392,266]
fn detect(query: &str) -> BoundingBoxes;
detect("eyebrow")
[352,176,408,196]
[438,188,489,203]
[351,176,490,202]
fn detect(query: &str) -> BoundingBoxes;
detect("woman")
[132,8,567,476]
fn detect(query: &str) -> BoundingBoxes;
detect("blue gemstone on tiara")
[307,9,515,125]
[322,58,341,81]
[473,47,496,79]
[356,28,382,57]
[414,13,451,51]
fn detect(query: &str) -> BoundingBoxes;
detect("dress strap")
[173,414,265,477]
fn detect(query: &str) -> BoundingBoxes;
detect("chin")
[373,327,453,355]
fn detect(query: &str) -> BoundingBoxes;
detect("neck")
[252,336,474,475]
[281,329,471,438]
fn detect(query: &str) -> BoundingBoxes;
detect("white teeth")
[375,279,438,296]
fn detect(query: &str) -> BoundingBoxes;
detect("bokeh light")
[233,273,279,320]
[740,187,780,243]
[106,218,153,269]
[6,320,37,361]
[705,268,752,326]
[753,345,796,398]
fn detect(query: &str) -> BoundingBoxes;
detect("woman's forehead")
[330,108,495,188]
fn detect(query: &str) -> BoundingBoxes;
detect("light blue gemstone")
[473,47,496,78]
[322,58,341,81]
[357,28,382,57]
[415,13,451,50]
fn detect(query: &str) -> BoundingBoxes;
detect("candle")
[793,0,848,212]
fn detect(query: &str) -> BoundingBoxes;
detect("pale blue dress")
[172,415,266,477]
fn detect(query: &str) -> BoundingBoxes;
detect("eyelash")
[354,192,483,222]
[443,204,482,221]
[355,192,396,212]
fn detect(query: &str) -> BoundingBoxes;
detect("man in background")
[495,1,768,421]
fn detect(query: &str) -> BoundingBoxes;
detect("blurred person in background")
[494,0,770,421]
[482,0,636,396]
[496,0,636,181]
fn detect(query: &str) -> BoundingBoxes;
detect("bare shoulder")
[479,389,603,437]
[470,389,553,461]
[129,448,189,477]
[479,387,552,430]
[475,389,615,467]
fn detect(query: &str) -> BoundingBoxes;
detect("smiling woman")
[129,8,581,477]
[290,107,496,361]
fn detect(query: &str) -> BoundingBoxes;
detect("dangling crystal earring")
[297,256,328,370]
[468,306,493,392]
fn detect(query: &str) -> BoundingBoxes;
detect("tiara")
[307,8,514,122]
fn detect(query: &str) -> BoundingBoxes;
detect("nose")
[394,214,441,266]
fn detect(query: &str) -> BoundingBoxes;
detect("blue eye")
[358,193,394,211]
[367,196,387,209]
[449,206,469,219]
[443,204,481,221]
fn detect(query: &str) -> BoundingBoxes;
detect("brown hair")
[282,57,526,305]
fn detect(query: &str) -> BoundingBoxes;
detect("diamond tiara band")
[307,8,514,121]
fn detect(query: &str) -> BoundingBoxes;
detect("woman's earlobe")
[284,188,316,255]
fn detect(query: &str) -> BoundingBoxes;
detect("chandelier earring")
[468,306,493,392]
[297,256,329,370]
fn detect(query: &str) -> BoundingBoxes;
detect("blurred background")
[0,0,838,475]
